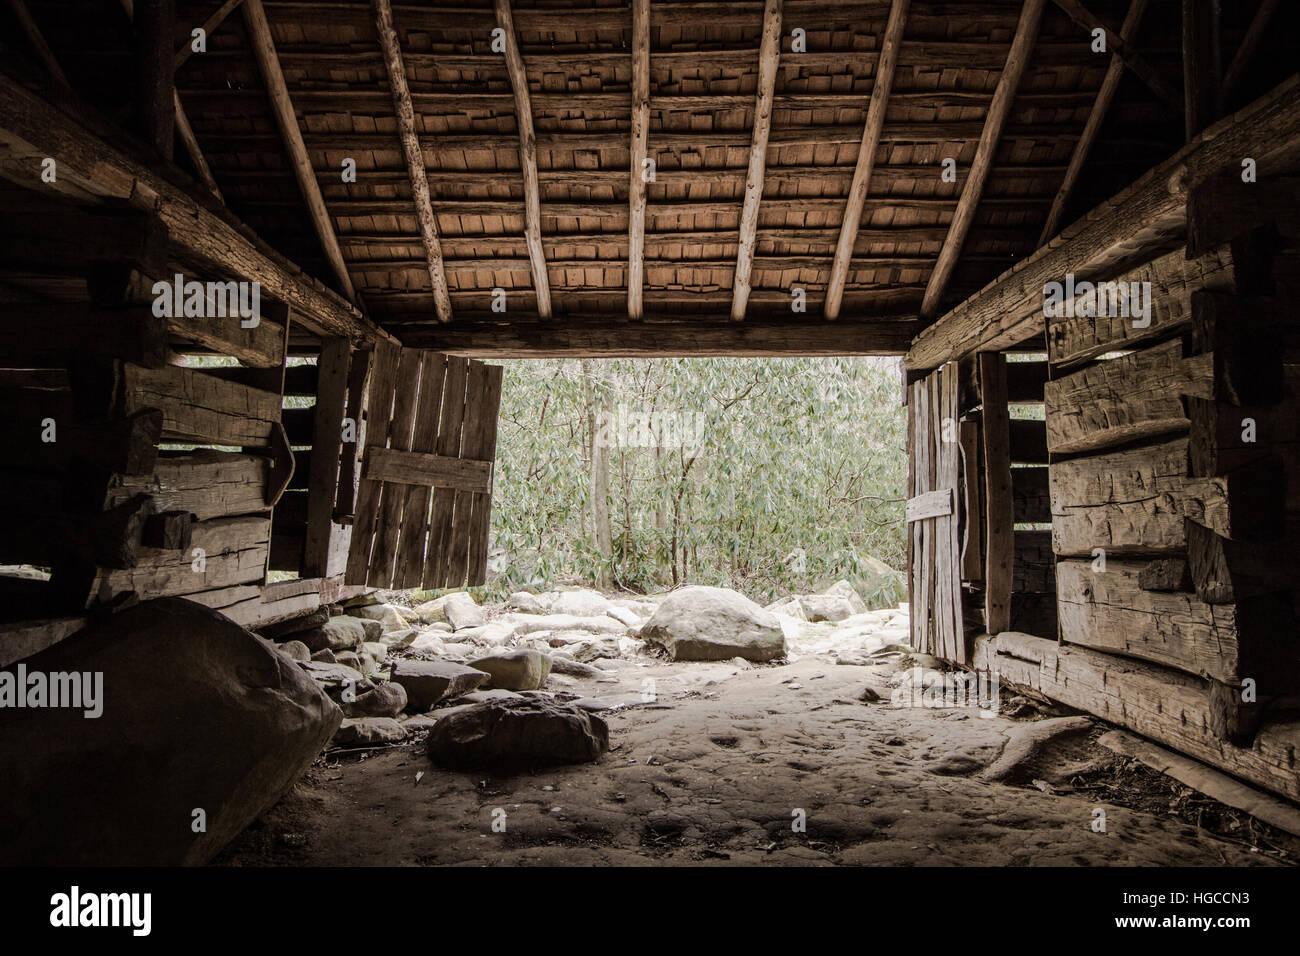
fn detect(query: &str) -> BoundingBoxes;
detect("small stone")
[333,717,406,747]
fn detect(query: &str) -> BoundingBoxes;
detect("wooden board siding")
[908,362,965,663]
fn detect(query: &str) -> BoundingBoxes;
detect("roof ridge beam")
[495,0,552,318]
[372,0,453,322]
[824,0,910,320]
[920,0,1046,319]
[729,0,783,322]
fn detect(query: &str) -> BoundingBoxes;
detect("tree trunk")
[582,360,613,588]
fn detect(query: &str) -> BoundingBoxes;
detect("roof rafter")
[627,0,650,319]
[494,0,551,318]
[921,0,1047,319]
[729,0,783,322]
[371,0,452,322]
[241,0,357,301]
[1218,0,1279,112]
[1038,0,1149,246]
[824,0,910,320]
[1051,0,1182,111]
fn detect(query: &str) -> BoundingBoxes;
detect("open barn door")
[906,362,969,665]
[345,342,503,590]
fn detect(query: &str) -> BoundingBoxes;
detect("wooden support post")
[921,0,1046,319]
[494,0,552,318]
[241,0,357,302]
[303,339,351,577]
[627,0,650,320]
[729,0,783,322]
[336,347,372,519]
[131,0,175,159]
[1039,0,1148,246]
[372,0,453,322]
[824,0,909,319]
[979,352,1013,635]
[1182,0,1219,142]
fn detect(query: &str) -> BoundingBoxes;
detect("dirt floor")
[217,654,1300,867]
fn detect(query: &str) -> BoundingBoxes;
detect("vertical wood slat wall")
[346,345,503,591]
[907,361,966,664]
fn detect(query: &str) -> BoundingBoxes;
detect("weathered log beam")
[626,0,650,320]
[1044,338,1203,455]
[728,0,782,321]
[395,315,919,357]
[0,74,386,344]
[921,0,1045,318]
[371,0,452,322]
[1038,0,1148,246]
[824,0,909,320]
[905,75,1300,371]
[241,0,356,302]
[494,0,552,318]
[979,631,1300,797]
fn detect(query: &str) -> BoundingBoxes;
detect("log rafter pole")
[1038,0,1148,246]
[1218,0,1279,113]
[174,0,247,72]
[241,0,358,302]
[371,0,453,322]
[627,0,651,319]
[823,0,910,320]
[921,0,1046,319]
[494,0,552,318]
[729,0,782,322]
[1050,0,1182,111]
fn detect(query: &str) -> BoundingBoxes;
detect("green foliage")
[488,357,907,603]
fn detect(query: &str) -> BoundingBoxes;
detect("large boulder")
[426,696,609,772]
[390,660,489,711]
[822,579,868,615]
[468,649,552,691]
[333,717,406,747]
[551,588,610,617]
[640,586,787,662]
[296,616,376,653]
[506,591,550,613]
[341,681,408,719]
[350,603,413,632]
[796,593,856,623]
[443,592,487,630]
[0,598,340,866]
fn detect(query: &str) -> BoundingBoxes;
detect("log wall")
[0,189,367,662]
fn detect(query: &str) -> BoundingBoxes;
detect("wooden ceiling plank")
[1038,0,1148,247]
[627,0,650,319]
[241,0,358,303]
[1050,0,1182,111]
[494,0,551,318]
[920,0,1047,319]
[729,0,783,322]
[824,0,910,320]
[372,0,453,322]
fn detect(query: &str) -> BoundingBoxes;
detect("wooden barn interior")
[1,0,1298,866]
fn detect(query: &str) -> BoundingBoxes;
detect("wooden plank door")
[906,362,968,664]
[345,343,503,590]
